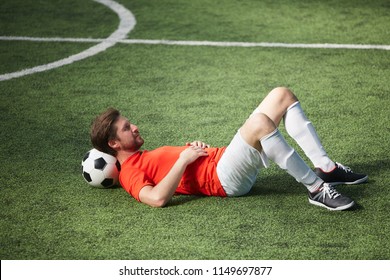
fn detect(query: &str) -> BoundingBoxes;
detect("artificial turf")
[0,0,389,260]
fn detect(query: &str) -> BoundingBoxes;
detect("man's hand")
[186,141,210,148]
[180,145,208,165]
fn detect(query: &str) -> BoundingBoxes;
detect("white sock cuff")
[286,101,300,112]
[260,128,279,143]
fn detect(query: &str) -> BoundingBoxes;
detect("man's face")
[113,116,144,152]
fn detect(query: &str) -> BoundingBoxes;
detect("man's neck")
[117,150,139,164]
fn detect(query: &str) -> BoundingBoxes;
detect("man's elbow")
[149,198,168,208]
[143,195,170,208]
[139,186,173,208]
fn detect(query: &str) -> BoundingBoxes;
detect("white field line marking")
[2,36,390,51]
[0,0,136,82]
[124,39,390,50]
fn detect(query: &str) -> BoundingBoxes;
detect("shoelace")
[336,162,352,173]
[321,184,341,200]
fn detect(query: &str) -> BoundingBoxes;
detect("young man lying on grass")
[90,87,367,210]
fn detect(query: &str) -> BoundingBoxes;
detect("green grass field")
[0,0,389,260]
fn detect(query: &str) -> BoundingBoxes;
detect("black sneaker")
[308,183,355,211]
[314,162,368,186]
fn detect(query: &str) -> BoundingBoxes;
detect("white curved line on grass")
[2,36,389,51]
[0,0,136,82]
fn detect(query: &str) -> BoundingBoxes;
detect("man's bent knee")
[269,87,298,104]
[247,113,276,137]
[240,113,276,150]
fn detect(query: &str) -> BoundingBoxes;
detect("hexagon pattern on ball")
[81,148,121,188]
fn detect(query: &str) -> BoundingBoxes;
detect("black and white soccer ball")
[81,148,121,188]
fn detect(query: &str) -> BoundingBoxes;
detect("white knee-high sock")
[261,129,323,192]
[284,101,335,172]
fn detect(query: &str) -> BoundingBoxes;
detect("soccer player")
[90,87,367,210]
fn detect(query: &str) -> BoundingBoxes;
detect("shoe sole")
[308,198,355,211]
[326,175,368,186]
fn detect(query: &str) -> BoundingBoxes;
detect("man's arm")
[138,145,208,207]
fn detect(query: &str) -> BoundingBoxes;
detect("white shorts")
[217,130,269,196]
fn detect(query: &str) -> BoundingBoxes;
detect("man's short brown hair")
[90,108,120,156]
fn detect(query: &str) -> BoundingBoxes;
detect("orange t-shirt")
[119,146,227,201]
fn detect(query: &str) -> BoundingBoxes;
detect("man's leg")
[240,112,323,193]
[284,101,335,171]
[284,100,368,184]
[256,87,367,185]
[239,88,355,210]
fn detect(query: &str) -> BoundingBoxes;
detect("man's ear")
[108,139,119,150]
